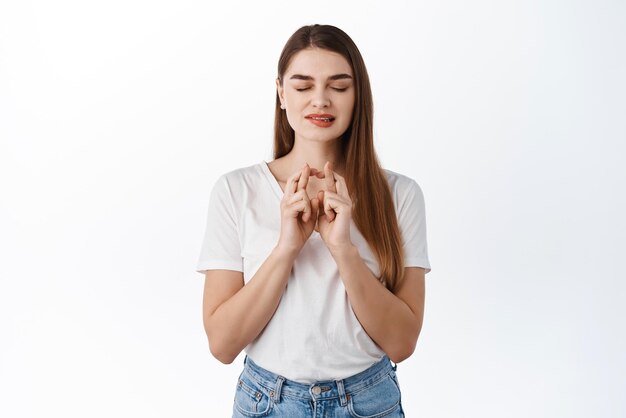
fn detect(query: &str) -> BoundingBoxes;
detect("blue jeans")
[232,355,405,417]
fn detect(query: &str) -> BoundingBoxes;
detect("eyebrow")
[289,73,353,81]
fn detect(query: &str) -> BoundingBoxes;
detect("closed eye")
[296,87,349,92]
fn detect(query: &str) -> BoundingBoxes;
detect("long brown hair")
[274,24,406,292]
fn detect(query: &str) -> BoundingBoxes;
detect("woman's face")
[277,48,355,145]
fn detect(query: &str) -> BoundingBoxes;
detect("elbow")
[206,326,240,364]
[387,329,420,364]
[387,342,416,364]
[208,340,238,364]
[205,320,239,364]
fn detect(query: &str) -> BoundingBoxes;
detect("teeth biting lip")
[306,114,335,122]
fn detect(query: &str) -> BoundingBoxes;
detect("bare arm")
[202,164,319,364]
[330,246,426,363]
[316,163,426,363]
[202,247,297,364]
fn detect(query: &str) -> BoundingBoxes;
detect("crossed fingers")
[316,161,351,222]
[282,162,350,224]
[283,164,314,222]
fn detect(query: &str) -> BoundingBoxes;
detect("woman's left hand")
[315,162,354,253]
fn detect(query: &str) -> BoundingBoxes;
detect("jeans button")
[311,386,321,395]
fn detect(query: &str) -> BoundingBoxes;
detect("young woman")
[197,24,431,418]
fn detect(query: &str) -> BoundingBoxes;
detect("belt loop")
[336,379,348,407]
[390,357,398,372]
[271,376,285,403]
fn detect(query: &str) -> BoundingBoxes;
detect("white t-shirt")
[196,161,431,383]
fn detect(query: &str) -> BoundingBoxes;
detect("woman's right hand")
[276,163,320,255]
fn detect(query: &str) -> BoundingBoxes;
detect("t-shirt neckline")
[260,160,285,200]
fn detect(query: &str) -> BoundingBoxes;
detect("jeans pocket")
[233,372,274,417]
[347,373,401,418]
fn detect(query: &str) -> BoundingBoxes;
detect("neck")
[281,136,345,175]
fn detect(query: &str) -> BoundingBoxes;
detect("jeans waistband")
[241,355,397,403]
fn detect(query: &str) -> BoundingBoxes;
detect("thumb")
[310,197,320,220]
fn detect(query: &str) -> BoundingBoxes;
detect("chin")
[305,134,344,143]
[300,128,347,143]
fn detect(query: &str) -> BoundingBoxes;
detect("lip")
[305,113,336,120]
[305,113,336,128]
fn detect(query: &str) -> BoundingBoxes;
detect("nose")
[311,87,330,108]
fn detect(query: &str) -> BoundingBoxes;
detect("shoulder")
[382,169,428,232]
[212,161,267,191]
[382,168,424,202]
[219,162,265,182]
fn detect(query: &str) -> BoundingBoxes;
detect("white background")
[1,0,625,417]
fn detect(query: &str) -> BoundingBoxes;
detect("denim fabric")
[232,355,405,418]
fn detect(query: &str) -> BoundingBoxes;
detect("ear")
[276,78,285,108]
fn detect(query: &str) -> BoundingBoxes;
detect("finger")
[301,205,310,223]
[324,203,335,222]
[323,192,350,212]
[334,173,349,198]
[317,190,330,220]
[310,198,319,231]
[297,163,310,191]
[285,200,309,218]
[303,194,317,224]
[324,161,336,193]
[285,190,312,221]
[284,170,302,198]
[323,190,336,221]
[287,189,308,205]
[310,167,325,179]
[301,189,312,223]
[310,197,320,220]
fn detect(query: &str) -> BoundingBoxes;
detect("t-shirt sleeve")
[397,179,432,274]
[195,174,243,274]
